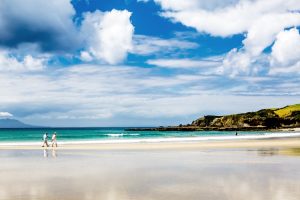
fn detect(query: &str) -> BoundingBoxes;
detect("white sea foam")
[106,133,140,137]
[106,133,124,137]
[1,132,300,146]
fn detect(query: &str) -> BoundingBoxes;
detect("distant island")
[127,104,300,131]
[0,119,35,128]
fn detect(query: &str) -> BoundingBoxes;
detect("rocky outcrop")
[126,104,300,131]
[191,105,300,130]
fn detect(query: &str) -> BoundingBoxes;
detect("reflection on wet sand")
[257,148,279,156]
[0,148,300,200]
[281,148,300,156]
[43,148,57,158]
[43,149,48,158]
[52,149,57,158]
[257,147,300,157]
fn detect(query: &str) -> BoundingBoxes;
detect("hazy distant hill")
[0,119,35,128]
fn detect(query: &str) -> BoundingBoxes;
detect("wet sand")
[1,136,300,150]
[1,138,300,200]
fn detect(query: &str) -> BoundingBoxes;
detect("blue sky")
[0,0,299,127]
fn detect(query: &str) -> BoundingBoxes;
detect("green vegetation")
[127,103,300,132]
[274,104,300,118]
[190,103,300,130]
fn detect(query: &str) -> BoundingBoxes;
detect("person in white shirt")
[42,133,49,147]
[51,132,57,147]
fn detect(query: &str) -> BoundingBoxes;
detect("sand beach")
[1,135,300,200]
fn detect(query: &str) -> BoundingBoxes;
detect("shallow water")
[0,148,300,200]
[0,127,281,143]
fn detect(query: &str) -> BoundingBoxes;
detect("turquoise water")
[0,128,267,143]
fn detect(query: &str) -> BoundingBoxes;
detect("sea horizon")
[1,1,300,199]
[1,127,299,145]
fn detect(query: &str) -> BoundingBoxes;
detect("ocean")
[0,127,299,145]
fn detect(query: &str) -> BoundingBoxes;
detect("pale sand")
[1,137,300,200]
[279,127,300,132]
[1,142,300,200]
[1,137,300,150]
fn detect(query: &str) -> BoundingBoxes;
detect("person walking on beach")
[51,132,57,147]
[42,133,49,147]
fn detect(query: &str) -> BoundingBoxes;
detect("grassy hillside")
[190,103,300,130]
[274,104,300,118]
[128,103,300,131]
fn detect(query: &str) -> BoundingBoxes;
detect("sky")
[0,0,300,127]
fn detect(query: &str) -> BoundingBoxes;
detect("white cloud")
[152,0,300,76]
[23,55,46,71]
[0,0,299,126]
[271,28,300,66]
[131,35,198,55]
[0,50,46,72]
[153,0,240,12]
[0,0,136,64]
[0,112,13,118]
[147,58,221,68]
[155,0,300,37]
[0,64,214,123]
[219,48,253,77]
[0,63,299,126]
[80,51,93,62]
[268,28,300,75]
[81,9,134,64]
[269,62,300,75]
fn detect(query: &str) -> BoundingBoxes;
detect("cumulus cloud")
[271,28,300,66]
[0,0,199,66]
[219,49,252,76]
[80,51,93,62]
[80,9,134,64]
[0,0,79,52]
[0,0,299,126]
[268,28,300,75]
[0,1,136,65]
[0,112,13,118]
[0,50,46,72]
[154,0,300,37]
[151,0,300,76]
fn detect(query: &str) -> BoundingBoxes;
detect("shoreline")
[1,132,300,150]
[126,127,300,132]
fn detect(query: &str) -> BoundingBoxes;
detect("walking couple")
[42,132,57,147]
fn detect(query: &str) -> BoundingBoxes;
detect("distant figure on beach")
[51,132,57,147]
[42,133,49,147]
[236,131,238,136]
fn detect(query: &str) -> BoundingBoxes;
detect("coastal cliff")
[191,104,300,130]
[127,104,300,131]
